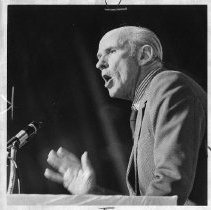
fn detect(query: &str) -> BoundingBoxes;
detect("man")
[44,26,207,205]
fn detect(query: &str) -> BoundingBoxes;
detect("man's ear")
[137,45,154,66]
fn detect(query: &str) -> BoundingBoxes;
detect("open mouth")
[102,74,114,88]
[102,75,112,83]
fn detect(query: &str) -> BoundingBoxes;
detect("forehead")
[98,30,126,53]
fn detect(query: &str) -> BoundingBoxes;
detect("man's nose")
[96,57,108,70]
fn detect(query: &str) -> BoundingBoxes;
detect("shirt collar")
[132,64,163,110]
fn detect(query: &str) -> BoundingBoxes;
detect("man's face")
[96,31,139,100]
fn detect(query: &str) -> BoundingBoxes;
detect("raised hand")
[44,147,96,194]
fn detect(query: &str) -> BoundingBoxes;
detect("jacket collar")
[132,63,163,110]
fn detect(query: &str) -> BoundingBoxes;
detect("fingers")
[45,148,96,194]
[63,168,75,189]
[56,147,66,158]
[47,148,81,175]
[47,150,66,174]
[57,147,79,163]
[57,147,71,158]
[44,168,63,183]
[81,151,93,172]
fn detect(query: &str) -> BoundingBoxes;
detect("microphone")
[7,121,43,149]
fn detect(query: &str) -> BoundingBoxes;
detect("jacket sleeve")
[145,73,206,205]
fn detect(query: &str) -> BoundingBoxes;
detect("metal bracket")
[104,0,127,12]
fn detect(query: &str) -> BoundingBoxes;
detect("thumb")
[81,151,92,172]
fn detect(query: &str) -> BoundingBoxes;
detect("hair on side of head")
[114,26,163,62]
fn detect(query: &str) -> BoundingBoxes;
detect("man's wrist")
[88,185,118,195]
[88,185,105,195]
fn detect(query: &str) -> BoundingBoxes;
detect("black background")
[7,5,207,194]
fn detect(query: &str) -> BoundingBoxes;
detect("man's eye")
[110,49,116,54]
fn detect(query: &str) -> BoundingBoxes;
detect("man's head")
[96,26,163,100]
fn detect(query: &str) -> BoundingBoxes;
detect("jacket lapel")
[126,99,147,195]
[130,109,138,135]
[126,146,136,195]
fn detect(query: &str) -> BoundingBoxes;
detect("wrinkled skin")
[44,147,95,194]
[96,29,140,100]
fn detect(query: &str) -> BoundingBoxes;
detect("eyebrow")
[96,46,117,59]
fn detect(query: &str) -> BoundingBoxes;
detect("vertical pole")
[7,141,19,194]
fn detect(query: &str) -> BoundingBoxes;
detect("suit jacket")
[126,70,207,205]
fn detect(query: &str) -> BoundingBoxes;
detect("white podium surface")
[7,194,177,205]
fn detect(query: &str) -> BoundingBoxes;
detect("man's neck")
[135,60,162,91]
[131,60,163,109]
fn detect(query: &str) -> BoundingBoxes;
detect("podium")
[7,194,177,205]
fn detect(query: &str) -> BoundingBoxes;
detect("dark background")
[7,5,207,194]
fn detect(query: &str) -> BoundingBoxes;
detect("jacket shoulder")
[148,70,206,100]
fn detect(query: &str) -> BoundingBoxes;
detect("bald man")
[44,26,207,205]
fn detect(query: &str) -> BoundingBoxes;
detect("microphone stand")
[7,140,20,194]
[7,121,43,194]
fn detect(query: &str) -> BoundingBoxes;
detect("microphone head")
[7,120,44,150]
[30,121,44,129]
[19,121,44,148]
